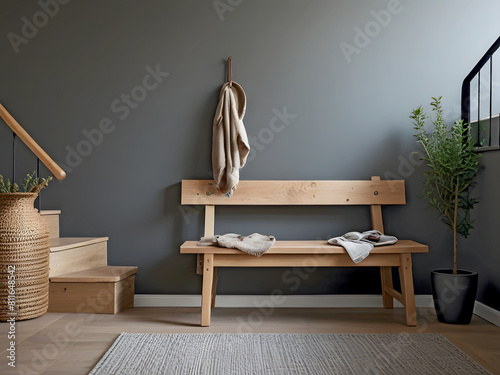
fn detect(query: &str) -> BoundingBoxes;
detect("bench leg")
[380,266,394,309]
[399,253,417,326]
[201,254,214,327]
[211,267,218,308]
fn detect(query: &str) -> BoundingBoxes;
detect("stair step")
[48,266,137,314]
[49,237,108,277]
[40,210,61,239]
[50,237,109,253]
[50,266,138,283]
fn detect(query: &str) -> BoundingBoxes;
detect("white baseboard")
[134,294,434,309]
[474,301,500,327]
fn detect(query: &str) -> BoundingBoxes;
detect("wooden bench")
[180,177,428,327]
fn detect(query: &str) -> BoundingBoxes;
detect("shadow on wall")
[482,283,500,310]
[161,182,204,293]
[127,182,204,295]
[187,85,221,177]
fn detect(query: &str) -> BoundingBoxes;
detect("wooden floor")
[0,307,499,374]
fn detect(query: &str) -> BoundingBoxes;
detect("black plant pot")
[431,269,478,324]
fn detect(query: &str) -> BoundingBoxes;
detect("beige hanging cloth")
[212,75,250,197]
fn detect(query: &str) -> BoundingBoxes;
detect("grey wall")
[1,0,499,309]
[463,151,500,310]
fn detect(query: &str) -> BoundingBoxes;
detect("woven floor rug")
[89,333,491,375]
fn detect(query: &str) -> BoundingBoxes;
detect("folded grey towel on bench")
[344,230,398,247]
[198,233,276,257]
[328,230,398,264]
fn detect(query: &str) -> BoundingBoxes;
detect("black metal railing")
[11,132,42,210]
[1,102,65,211]
[462,35,500,149]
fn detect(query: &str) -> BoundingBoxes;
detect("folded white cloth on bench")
[198,233,276,257]
[328,237,373,263]
[328,230,398,263]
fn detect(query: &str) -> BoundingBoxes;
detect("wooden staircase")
[41,210,137,314]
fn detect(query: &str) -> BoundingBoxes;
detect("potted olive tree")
[410,97,481,324]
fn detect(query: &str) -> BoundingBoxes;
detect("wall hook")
[228,56,232,87]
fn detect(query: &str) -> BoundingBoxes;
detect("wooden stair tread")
[49,266,138,283]
[50,237,109,253]
[40,210,61,215]
[181,239,428,255]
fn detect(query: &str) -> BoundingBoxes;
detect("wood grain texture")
[49,266,138,283]
[197,205,215,275]
[181,240,428,254]
[49,281,116,314]
[380,266,395,308]
[201,254,214,326]
[41,213,60,239]
[211,268,218,309]
[181,179,405,205]
[399,254,417,326]
[180,177,426,327]
[48,275,135,314]
[369,177,385,233]
[370,205,384,231]
[40,210,62,215]
[0,102,66,180]
[50,237,109,252]
[204,205,215,235]
[49,241,108,277]
[212,253,401,267]
[384,285,404,305]
[114,275,135,313]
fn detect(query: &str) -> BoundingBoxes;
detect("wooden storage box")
[49,266,137,314]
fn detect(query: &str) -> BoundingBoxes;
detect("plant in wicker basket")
[0,171,53,194]
[0,172,53,321]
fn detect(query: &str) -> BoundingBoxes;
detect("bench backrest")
[181,176,405,273]
[181,177,404,206]
[182,176,404,231]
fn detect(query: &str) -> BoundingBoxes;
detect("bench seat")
[181,240,428,255]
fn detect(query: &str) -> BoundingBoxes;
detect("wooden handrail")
[0,103,66,181]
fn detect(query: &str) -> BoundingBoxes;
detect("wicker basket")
[0,193,50,321]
